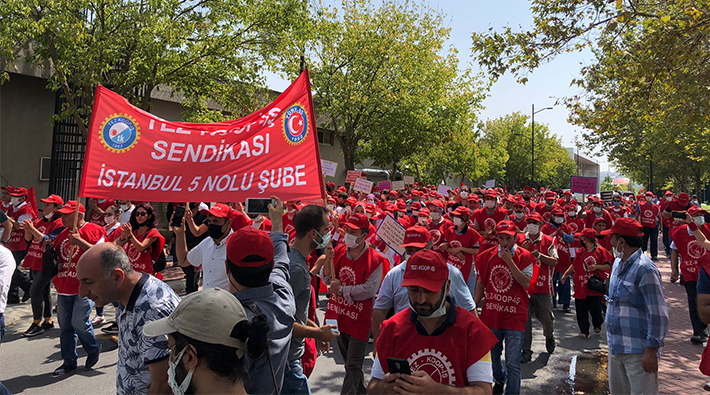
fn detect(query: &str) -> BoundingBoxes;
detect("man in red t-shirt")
[427,200,452,255]
[636,196,660,260]
[583,198,614,229]
[472,190,508,253]
[368,250,498,394]
[51,201,105,376]
[6,187,36,303]
[474,220,537,395]
[510,199,528,231]
[659,190,674,257]
[440,206,481,293]
[534,191,558,224]
[516,213,558,363]
[324,213,385,395]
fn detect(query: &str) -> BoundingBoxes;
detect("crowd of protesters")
[5,178,710,394]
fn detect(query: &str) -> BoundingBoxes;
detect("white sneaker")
[91,315,106,327]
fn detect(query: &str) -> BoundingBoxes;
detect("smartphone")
[171,206,186,227]
[325,319,339,334]
[387,358,411,375]
[245,198,272,214]
[671,211,687,219]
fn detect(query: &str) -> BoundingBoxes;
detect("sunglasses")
[135,212,149,217]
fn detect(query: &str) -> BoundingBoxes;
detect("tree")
[470,0,710,193]
[283,0,466,170]
[0,0,308,137]
[477,113,576,190]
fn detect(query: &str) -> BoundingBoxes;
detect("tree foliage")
[0,0,308,137]
[470,0,710,193]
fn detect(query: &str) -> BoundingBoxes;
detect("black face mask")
[339,202,346,208]
[595,235,604,240]
[523,196,530,201]
[207,223,226,239]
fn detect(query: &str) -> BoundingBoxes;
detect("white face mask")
[418,217,428,225]
[460,191,469,198]
[593,207,602,214]
[168,347,194,395]
[694,216,705,227]
[10,197,20,206]
[567,211,576,217]
[44,213,53,219]
[365,212,372,219]
[344,233,361,248]
[412,210,419,216]
[514,212,525,221]
[453,217,463,227]
[666,197,672,202]
[526,224,540,234]
[485,200,496,209]
[409,283,449,318]
[389,200,396,204]
[430,212,441,221]
[553,216,565,224]
[105,215,116,225]
[120,204,130,211]
[613,240,624,260]
[327,204,335,211]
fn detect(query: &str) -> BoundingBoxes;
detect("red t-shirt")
[477,246,538,331]
[325,245,385,341]
[659,199,674,228]
[609,206,627,220]
[571,246,613,299]
[516,233,555,294]
[534,204,557,224]
[665,200,692,233]
[441,226,481,279]
[375,307,498,387]
[565,215,585,234]
[104,223,122,242]
[7,203,36,252]
[639,203,660,228]
[88,199,116,227]
[53,222,106,295]
[472,207,508,252]
[23,217,63,270]
[123,228,163,274]
[252,217,272,232]
[671,224,710,282]
[282,212,296,235]
[428,218,453,254]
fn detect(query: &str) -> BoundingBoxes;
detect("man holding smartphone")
[368,250,498,394]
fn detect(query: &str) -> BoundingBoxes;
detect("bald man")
[77,243,179,395]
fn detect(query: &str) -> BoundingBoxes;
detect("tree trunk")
[414,163,422,183]
[391,163,398,181]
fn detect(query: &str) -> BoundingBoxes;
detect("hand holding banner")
[80,70,325,203]
[376,214,406,256]
[353,178,374,194]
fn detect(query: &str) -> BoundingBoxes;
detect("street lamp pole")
[531,104,553,187]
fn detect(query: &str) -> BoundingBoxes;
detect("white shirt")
[118,205,134,225]
[186,231,233,290]
[0,245,17,314]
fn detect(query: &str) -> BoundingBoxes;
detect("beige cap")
[143,288,248,357]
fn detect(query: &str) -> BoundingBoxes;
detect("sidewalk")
[653,251,708,394]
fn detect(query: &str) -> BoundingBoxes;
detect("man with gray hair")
[77,242,180,394]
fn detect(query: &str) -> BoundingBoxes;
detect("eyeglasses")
[135,212,148,217]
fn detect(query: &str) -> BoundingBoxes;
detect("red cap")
[593,217,608,226]
[484,190,497,198]
[525,212,543,223]
[563,190,572,196]
[402,226,432,248]
[418,208,430,217]
[689,206,708,216]
[467,194,479,202]
[496,220,517,236]
[401,250,449,292]
[551,207,565,216]
[428,191,437,197]
[346,197,357,206]
[344,213,370,230]
[231,211,254,231]
[513,198,525,207]
[207,203,233,218]
[412,190,423,197]
[544,191,556,199]
[9,187,28,197]
[396,201,407,212]
[411,201,422,210]
[226,227,274,267]
[645,191,653,197]
[678,193,690,204]
[601,217,643,237]
[428,200,444,209]
[576,228,597,239]
[565,204,577,211]
[365,203,376,213]
[40,194,64,206]
[452,206,470,218]
[0,186,15,193]
[523,186,533,192]
[388,190,398,196]
[665,190,673,196]
[327,197,336,204]
[57,200,85,214]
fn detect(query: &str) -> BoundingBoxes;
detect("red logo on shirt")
[408,349,456,385]
[484,218,496,231]
[568,222,579,232]
[688,240,706,260]
[490,265,513,293]
[338,266,357,286]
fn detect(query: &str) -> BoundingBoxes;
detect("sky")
[264,0,612,171]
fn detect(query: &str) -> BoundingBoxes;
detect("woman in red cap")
[19,194,65,337]
[440,206,481,296]
[561,228,613,338]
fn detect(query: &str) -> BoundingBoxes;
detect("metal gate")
[48,91,85,201]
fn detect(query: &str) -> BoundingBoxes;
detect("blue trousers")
[490,328,523,395]
[57,295,101,366]
[281,359,311,394]
[552,271,571,309]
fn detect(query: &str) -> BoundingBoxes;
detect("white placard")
[391,180,405,190]
[376,214,406,256]
[403,176,415,185]
[353,178,374,194]
[485,179,496,188]
[321,159,338,177]
[437,184,452,196]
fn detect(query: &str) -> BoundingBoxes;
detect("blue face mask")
[314,229,332,250]
[613,201,621,207]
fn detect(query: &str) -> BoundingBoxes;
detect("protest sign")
[376,214,406,256]
[391,180,405,190]
[437,184,452,196]
[377,180,391,190]
[403,175,415,185]
[485,179,496,188]
[346,170,362,183]
[570,176,597,195]
[600,191,614,203]
[353,178,374,194]
[321,159,338,177]
[79,70,325,202]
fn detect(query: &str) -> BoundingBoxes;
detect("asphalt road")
[0,279,609,394]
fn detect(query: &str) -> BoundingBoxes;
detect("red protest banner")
[79,70,326,202]
[570,176,597,194]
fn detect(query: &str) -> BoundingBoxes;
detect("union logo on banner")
[99,113,140,153]
[282,103,308,145]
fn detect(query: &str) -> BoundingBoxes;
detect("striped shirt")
[606,248,668,355]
